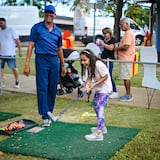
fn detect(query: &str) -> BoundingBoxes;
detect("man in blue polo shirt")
[24,5,66,127]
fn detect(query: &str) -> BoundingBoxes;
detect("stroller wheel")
[57,89,64,95]
[65,88,73,93]
[78,88,83,97]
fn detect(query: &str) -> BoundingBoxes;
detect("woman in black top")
[100,27,118,99]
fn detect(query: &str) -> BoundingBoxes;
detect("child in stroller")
[57,49,85,95]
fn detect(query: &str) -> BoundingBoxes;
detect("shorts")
[118,62,132,80]
[1,57,17,70]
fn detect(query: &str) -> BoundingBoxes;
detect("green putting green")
[0,121,140,160]
[0,112,21,121]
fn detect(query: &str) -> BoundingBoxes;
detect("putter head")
[78,89,85,98]
[53,116,59,121]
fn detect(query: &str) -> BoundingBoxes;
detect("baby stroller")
[57,49,85,96]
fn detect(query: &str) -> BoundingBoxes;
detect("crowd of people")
[98,17,135,102]
[0,4,135,141]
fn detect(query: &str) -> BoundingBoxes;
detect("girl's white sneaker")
[91,127,107,134]
[109,92,119,99]
[84,132,103,141]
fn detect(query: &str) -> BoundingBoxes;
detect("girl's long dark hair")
[80,49,103,79]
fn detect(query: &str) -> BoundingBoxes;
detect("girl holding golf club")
[80,49,112,141]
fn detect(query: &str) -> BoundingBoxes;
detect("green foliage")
[124,4,150,27]
[4,0,17,5]
[105,0,119,16]
[105,0,149,28]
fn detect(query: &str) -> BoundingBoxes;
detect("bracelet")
[61,64,65,67]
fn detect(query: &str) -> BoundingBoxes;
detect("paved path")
[1,74,160,109]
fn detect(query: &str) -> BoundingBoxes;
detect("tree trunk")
[114,0,123,42]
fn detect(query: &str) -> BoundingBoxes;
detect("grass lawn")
[0,92,160,160]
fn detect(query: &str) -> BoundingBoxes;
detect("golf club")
[54,91,85,121]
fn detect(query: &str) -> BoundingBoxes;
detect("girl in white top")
[80,49,112,141]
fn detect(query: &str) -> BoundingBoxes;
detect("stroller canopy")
[63,49,80,61]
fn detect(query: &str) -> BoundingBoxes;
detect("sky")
[55,3,74,17]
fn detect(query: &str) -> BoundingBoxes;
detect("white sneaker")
[91,127,107,134]
[84,132,103,141]
[42,119,51,127]
[14,81,20,89]
[109,92,119,99]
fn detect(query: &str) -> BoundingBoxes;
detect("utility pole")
[89,0,97,43]
[88,0,106,43]
[93,2,96,43]
[30,0,33,5]
[44,0,47,7]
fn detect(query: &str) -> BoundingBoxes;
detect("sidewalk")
[1,74,160,109]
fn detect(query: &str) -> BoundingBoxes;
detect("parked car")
[74,16,145,46]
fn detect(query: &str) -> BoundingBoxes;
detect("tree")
[113,0,123,41]
[103,0,150,41]
[2,0,149,41]
[125,3,150,28]
[3,0,17,5]
[105,0,124,41]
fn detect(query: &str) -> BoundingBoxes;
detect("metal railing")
[0,56,160,95]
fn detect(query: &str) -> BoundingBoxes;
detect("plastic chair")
[140,46,160,109]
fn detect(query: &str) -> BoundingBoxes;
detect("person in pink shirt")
[80,49,112,141]
[115,17,135,101]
